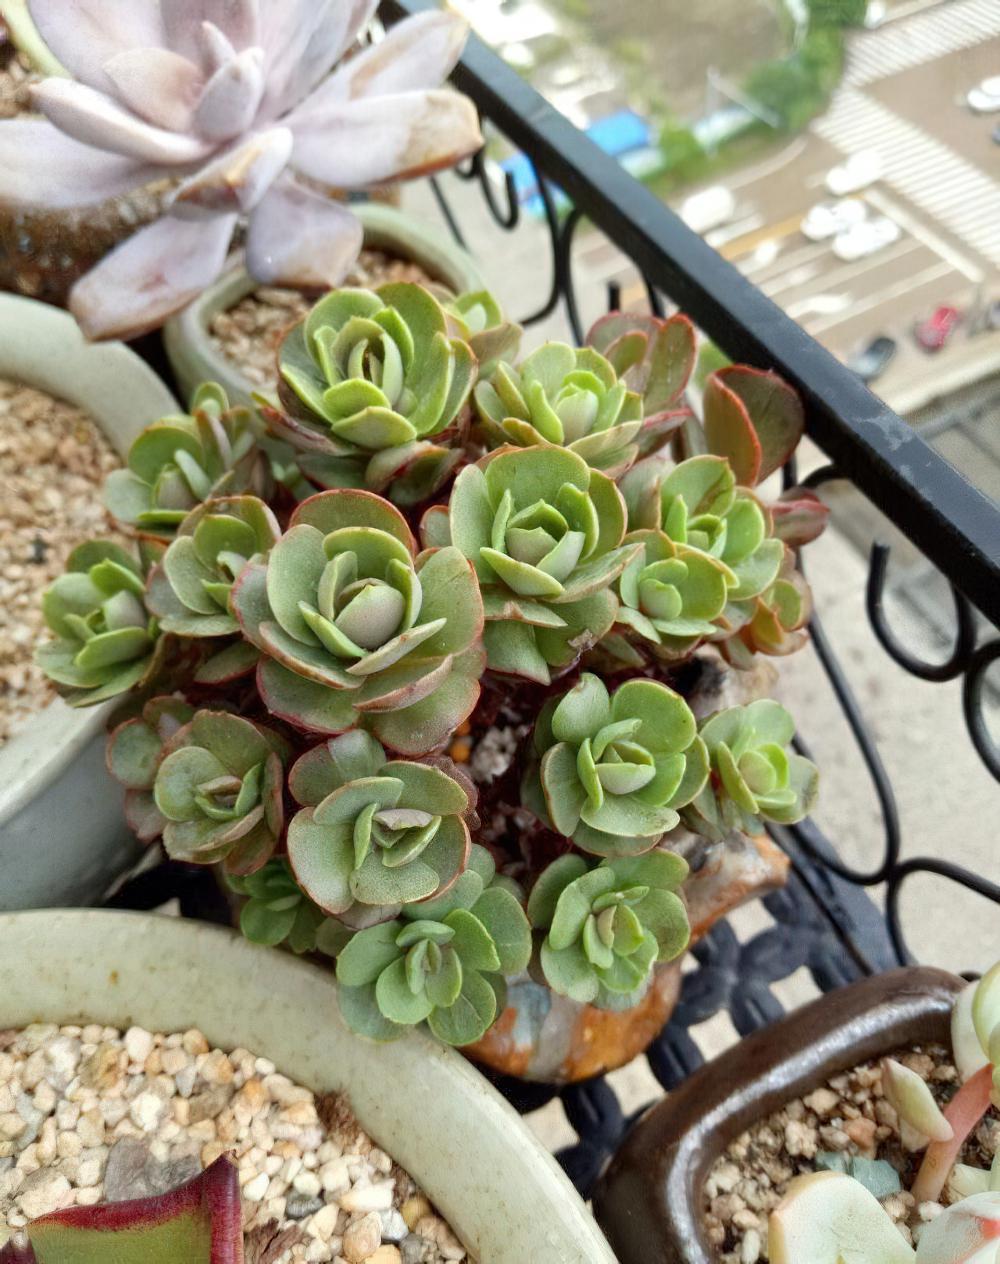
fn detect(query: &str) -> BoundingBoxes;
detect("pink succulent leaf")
[259,0,377,120]
[70,211,237,341]
[0,119,157,209]
[164,0,260,62]
[31,79,212,164]
[914,1191,1000,1264]
[290,89,482,188]
[169,127,292,218]
[245,173,364,288]
[912,1065,996,1205]
[27,0,166,92]
[192,46,266,142]
[713,365,805,483]
[771,487,830,547]
[199,21,239,74]
[300,10,470,111]
[102,47,206,133]
[0,1235,36,1262]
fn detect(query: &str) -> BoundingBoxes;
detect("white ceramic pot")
[0,295,180,909]
[0,910,617,1263]
[163,202,488,408]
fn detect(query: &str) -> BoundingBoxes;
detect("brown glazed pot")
[591,966,965,1264]
[464,833,790,1084]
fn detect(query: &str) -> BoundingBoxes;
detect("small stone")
[804,1088,840,1116]
[129,1092,164,1131]
[845,1116,878,1150]
[181,1030,209,1057]
[783,1120,816,1159]
[343,1212,382,1262]
[188,1085,233,1124]
[243,1171,269,1202]
[401,1196,430,1230]
[740,1227,762,1264]
[340,1180,394,1213]
[368,1249,402,1264]
[308,1201,341,1240]
[18,1169,71,1218]
[399,1237,425,1264]
[320,1157,350,1193]
[199,1050,234,1086]
[293,1171,322,1198]
[75,1108,105,1149]
[123,1027,154,1066]
[286,1191,325,1219]
[379,1210,408,1243]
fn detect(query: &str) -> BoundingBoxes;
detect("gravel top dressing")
[0,380,123,744]
[0,1022,471,1264]
[703,1043,1000,1263]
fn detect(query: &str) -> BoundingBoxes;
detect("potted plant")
[0,908,616,1261]
[0,0,482,338]
[592,965,1000,1264]
[31,286,829,1079]
[0,292,178,909]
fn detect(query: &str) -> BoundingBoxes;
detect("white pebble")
[123,1027,154,1066]
[128,1092,164,1131]
[339,1180,394,1213]
[243,1171,269,1202]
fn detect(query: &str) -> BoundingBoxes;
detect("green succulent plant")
[270,284,477,506]
[231,489,485,755]
[103,384,270,542]
[152,710,289,874]
[621,454,784,609]
[106,695,196,842]
[527,849,690,1008]
[35,541,165,707]
[474,342,644,476]
[333,844,532,1045]
[422,446,640,683]
[286,730,475,927]
[228,859,327,953]
[604,528,734,666]
[682,700,818,838]
[718,548,812,669]
[145,495,281,638]
[522,673,709,856]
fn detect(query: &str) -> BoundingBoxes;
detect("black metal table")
[113,2,1000,1198]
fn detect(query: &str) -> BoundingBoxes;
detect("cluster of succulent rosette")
[37,285,825,1049]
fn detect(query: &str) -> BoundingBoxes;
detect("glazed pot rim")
[0,293,179,826]
[0,908,617,1264]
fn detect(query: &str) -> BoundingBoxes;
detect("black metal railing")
[375,0,1000,1190]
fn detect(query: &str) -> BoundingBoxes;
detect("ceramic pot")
[0,294,179,909]
[465,833,790,1083]
[163,203,488,407]
[0,909,616,1263]
[592,966,964,1264]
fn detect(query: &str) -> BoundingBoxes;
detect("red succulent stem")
[911,1063,995,1204]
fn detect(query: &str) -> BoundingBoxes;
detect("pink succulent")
[0,0,481,339]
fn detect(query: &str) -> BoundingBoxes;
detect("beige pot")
[0,909,617,1263]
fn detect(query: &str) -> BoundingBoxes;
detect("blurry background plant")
[0,0,481,338]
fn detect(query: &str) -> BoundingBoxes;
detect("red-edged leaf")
[587,312,696,410]
[21,1155,244,1264]
[713,366,804,482]
[644,314,697,412]
[703,375,762,486]
[771,487,830,546]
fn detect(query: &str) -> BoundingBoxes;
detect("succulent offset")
[269,284,477,506]
[527,850,690,1009]
[0,2,481,338]
[231,489,485,754]
[523,673,709,856]
[227,858,326,952]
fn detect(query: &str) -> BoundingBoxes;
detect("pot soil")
[0,378,122,744]
[209,250,440,392]
[0,1021,471,1264]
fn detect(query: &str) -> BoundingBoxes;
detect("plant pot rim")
[0,909,616,1264]
[0,293,179,827]
[162,202,488,409]
[592,965,964,1264]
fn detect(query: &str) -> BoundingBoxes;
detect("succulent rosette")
[332,844,532,1046]
[146,495,281,637]
[439,288,522,378]
[719,548,813,668]
[152,710,289,873]
[103,385,271,542]
[423,446,640,683]
[285,730,475,926]
[474,342,643,476]
[269,284,477,506]
[527,850,690,1008]
[683,700,818,838]
[522,673,709,856]
[35,541,165,706]
[228,858,326,952]
[622,454,785,608]
[604,528,734,666]
[231,489,485,754]
[106,694,196,841]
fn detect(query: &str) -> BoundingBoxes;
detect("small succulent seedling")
[227,859,326,954]
[425,445,640,683]
[333,844,531,1045]
[0,1154,243,1263]
[271,284,477,506]
[522,672,709,856]
[439,288,523,379]
[682,700,819,839]
[527,850,689,1008]
[286,731,475,925]
[35,541,165,707]
[104,385,270,541]
[106,695,196,842]
[231,489,485,754]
